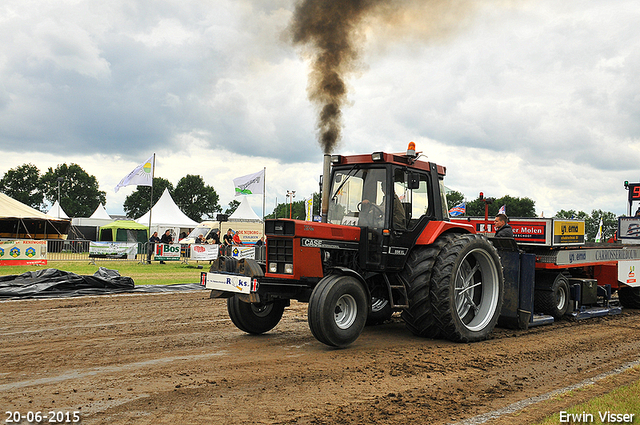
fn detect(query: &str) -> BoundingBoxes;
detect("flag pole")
[262,167,266,236]
[147,153,155,263]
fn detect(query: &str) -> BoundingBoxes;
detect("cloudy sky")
[1,0,639,218]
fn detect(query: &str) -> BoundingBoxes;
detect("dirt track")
[1,290,639,425]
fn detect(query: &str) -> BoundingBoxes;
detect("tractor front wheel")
[308,274,368,348]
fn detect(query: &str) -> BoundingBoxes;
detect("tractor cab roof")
[330,145,446,177]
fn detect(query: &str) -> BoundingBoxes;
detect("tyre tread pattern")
[401,235,454,338]
[619,286,640,309]
[430,234,504,342]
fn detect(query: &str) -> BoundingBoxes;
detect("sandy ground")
[1,290,639,425]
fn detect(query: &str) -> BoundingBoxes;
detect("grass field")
[0,260,208,285]
[535,365,640,424]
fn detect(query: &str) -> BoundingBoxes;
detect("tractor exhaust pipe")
[321,154,331,223]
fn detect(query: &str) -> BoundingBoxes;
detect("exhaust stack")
[321,154,331,223]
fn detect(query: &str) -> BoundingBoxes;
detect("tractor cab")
[326,145,449,271]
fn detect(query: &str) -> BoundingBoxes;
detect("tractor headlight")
[284,263,294,274]
[269,262,278,273]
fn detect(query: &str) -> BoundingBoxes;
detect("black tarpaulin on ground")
[0,268,204,300]
[0,268,134,299]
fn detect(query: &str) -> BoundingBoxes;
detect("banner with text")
[154,243,181,261]
[0,240,47,266]
[190,244,220,261]
[89,242,137,259]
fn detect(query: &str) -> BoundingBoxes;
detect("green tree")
[0,164,44,210]
[267,199,307,220]
[173,174,221,222]
[466,195,536,218]
[587,209,617,242]
[446,190,465,211]
[40,164,106,217]
[554,210,589,220]
[225,200,240,215]
[123,177,174,219]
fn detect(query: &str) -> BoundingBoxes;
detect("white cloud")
[1,0,639,218]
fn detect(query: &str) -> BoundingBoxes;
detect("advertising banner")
[618,217,640,243]
[230,246,255,259]
[618,260,640,287]
[0,240,47,266]
[190,244,220,261]
[154,243,181,261]
[552,220,585,245]
[89,242,137,259]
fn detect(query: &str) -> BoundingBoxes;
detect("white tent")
[71,203,114,240]
[136,188,199,239]
[46,201,69,219]
[90,203,112,220]
[0,192,70,239]
[229,196,262,222]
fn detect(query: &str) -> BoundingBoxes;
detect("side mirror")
[406,172,420,190]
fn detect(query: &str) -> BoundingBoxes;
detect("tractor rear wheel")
[619,286,640,308]
[401,237,452,338]
[430,234,504,342]
[308,274,368,348]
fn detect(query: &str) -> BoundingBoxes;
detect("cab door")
[384,167,434,270]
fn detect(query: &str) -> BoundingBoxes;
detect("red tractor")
[203,144,505,347]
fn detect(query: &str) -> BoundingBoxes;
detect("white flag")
[114,155,154,193]
[233,169,264,196]
[595,218,603,243]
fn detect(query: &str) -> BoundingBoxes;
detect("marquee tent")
[98,220,148,243]
[90,203,112,220]
[135,188,199,239]
[228,196,262,222]
[71,203,114,241]
[46,201,69,219]
[0,192,70,239]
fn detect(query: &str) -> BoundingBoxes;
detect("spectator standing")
[494,214,514,238]
[210,229,221,245]
[147,231,160,264]
[160,230,173,244]
[223,229,234,246]
[159,230,173,264]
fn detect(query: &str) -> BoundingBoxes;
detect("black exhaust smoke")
[289,0,382,155]
[289,0,480,221]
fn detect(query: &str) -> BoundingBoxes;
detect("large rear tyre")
[534,273,570,319]
[619,286,640,308]
[227,297,286,334]
[308,274,368,348]
[401,237,452,338]
[430,234,504,342]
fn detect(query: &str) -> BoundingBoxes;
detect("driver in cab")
[360,181,406,230]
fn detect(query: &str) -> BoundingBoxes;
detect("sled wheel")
[366,287,393,326]
[430,234,504,342]
[619,286,640,308]
[534,273,570,319]
[308,274,368,348]
[227,296,286,334]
